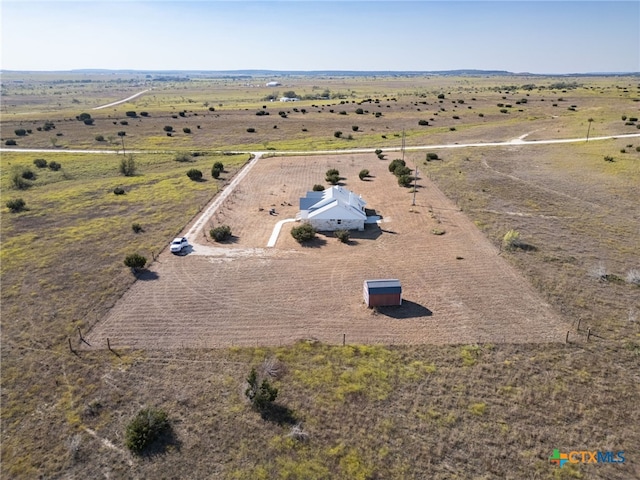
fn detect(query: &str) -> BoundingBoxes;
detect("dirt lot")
[86,153,565,349]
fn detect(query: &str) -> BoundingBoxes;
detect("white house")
[266,81,281,87]
[298,186,367,231]
[279,97,299,102]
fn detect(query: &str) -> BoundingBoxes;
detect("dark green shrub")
[246,128,256,133]
[326,168,340,184]
[359,169,369,180]
[291,223,316,243]
[186,168,203,181]
[14,129,27,136]
[397,174,413,187]
[394,165,412,177]
[211,167,221,179]
[5,139,17,146]
[119,155,136,176]
[183,127,191,134]
[374,149,382,155]
[312,184,325,191]
[352,125,359,131]
[355,108,364,114]
[335,230,350,243]
[21,169,35,180]
[140,111,149,117]
[125,111,137,117]
[437,94,445,99]
[622,115,627,121]
[6,198,26,212]
[114,187,125,195]
[210,225,232,242]
[213,161,224,172]
[77,113,92,122]
[119,120,128,125]
[245,368,278,412]
[500,109,508,114]
[124,253,147,271]
[629,117,638,122]
[604,156,614,162]
[334,131,342,138]
[163,125,173,132]
[48,161,61,171]
[117,131,126,137]
[33,158,48,168]
[426,153,439,161]
[95,135,105,142]
[125,408,169,454]
[418,119,429,126]
[388,159,405,173]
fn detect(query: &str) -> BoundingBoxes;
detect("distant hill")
[2,69,638,77]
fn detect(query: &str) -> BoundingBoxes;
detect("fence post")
[343,333,346,346]
[587,328,591,342]
[565,331,569,344]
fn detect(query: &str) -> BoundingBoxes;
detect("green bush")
[426,152,439,161]
[119,155,136,177]
[334,131,342,138]
[359,169,369,180]
[397,174,413,187]
[418,119,429,126]
[211,167,221,179]
[5,139,17,146]
[437,93,445,99]
[95,135,105,142]
[210,225,232,242]
[502,230,521,251]
[163,126,173,132]
[6,198,26,212]
[388,159,405,173]
[352,125,359,131]
[245,368,278,412]
[312,184,325,191]
[124,253,147,271]
[604,156,614,162]
[125,408,169,454]
[14,129,27,136]
[374,149,383,155]
[132,223,143,233]
[334,230,350,243]
[48,161,61,171]
[246,127,256,133]
[140,111,149,117]
[186,168,203,181]
[125,111,137,117]
[291,223,316,243]
[183,127,191,134]
[393,165,412,177]
[10,171,30,190]
[213,161,224,172]
[33,158,48,168]
[76,113,92,122]
[113,187,125,195]
[21,169,35,180]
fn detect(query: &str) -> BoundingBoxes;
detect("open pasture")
[1,73,639,479]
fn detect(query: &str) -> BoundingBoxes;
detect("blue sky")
[1,1,638,73]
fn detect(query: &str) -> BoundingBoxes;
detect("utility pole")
[586,118,594,142]
[412,166,418,206]
[401,129,405,163]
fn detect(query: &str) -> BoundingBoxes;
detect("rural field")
[1,73,639,479]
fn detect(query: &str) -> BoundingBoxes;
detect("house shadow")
[376,300,432,319]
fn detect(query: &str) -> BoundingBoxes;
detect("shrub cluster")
[125,408,169,455]
[358,169,369,180]
[186,168,203,181]
[6,198,26,212]
[211,161,224,179]
[312,184,325,191]
[291,223,316,243]
[334,230,350,243]
[245,368,278,412]
[210,225,232,242]
[124,253,147,271]
[326,168,340,185]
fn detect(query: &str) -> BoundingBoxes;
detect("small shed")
[363,279,402,307]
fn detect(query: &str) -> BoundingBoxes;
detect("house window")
[337,219,342,224]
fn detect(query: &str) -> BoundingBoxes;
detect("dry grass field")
[1,73,639,479]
